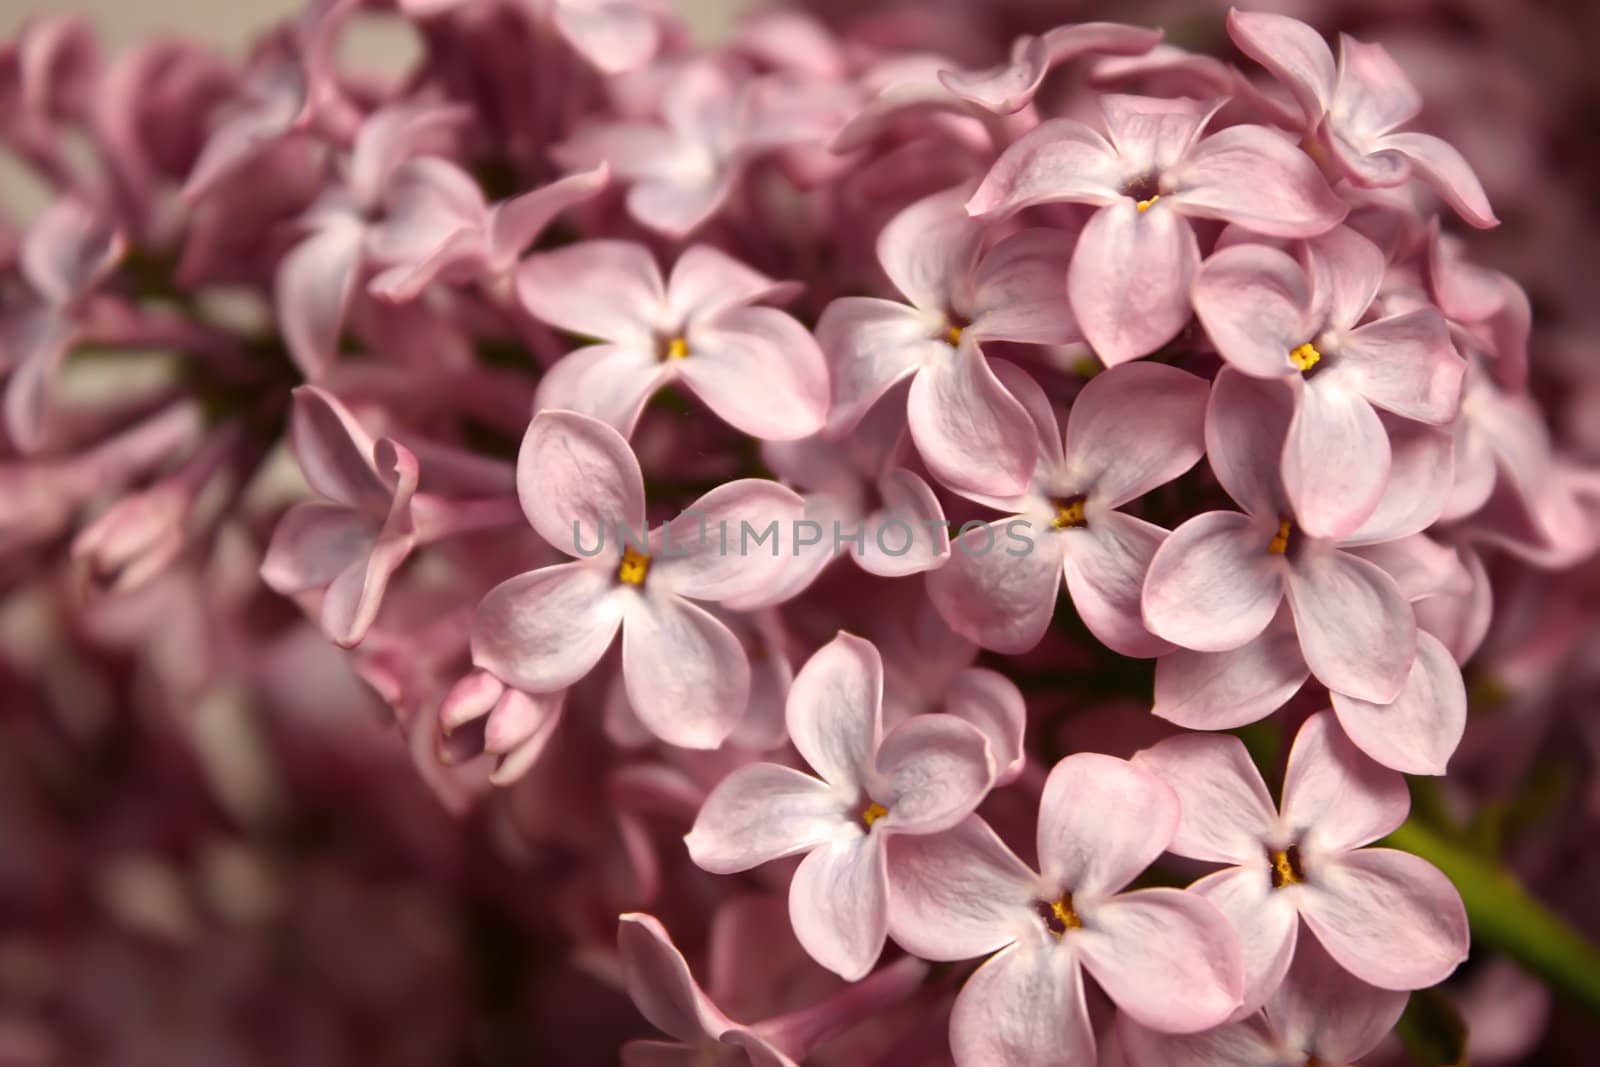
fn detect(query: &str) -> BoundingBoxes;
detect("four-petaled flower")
[687,632,995,979]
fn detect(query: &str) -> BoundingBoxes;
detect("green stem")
[1384,819,1600,1014]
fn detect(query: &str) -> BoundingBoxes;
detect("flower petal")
[1283,380,1390,540]
[877,185,984,313]
[1225,10,1335,124]
[1065,361,1210,508]
[1330,630,1465,776]
[1189,865,1301,1016]
[1132,733,1278,866]
[552,0,658,74]
[276,217,364,380]
[1142,511,1286,653]
[966,117,1124,218]
[886,816,1035,961]
[789,835,888,980]
[950,942,1097,1067]
[665,244,796,327]
[518,410,647,560]
[260,503,378,595]
[785,631,882,793]
[1152,607,1309,730]
[486,165,610,267]
[907,340,1037,496]
[1374,130,1497,228]
[873,714,992,834]
[1280,711,1409,855]
[1337,309,1464,423]
[1284,546,1415,704]
[515,239,664,346]
[618,913,732,1044]
[1077,887,1244,1032]
[685,763,847,873]
[927,518,1062,654]
[1298,848,1469,991]
[945,668,1026,785]
[1205,367,1296,518]
[533,342,666,439]
[1038,752,1178,897]
[471,563,624,692]
[967,229,1079,345]
[1191,243,1311,380]
[1174,124,1347,237]
[1063,512,1172,657]
[681,306,829,441]
[1067,199,1200,366]
[1269,934,1409,1064]
[651,477,807,604]
[855,469,949,577]
[622,593,750,749]
[815,296,936,431]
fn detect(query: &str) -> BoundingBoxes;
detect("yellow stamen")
[1034,894,1083,937]
[1053,498,1087,529]
[665,336,690,361]
[1269,846,1304,889]
[1268,519,1292,555]
[1289,341,1321,372]
[860,802,889,828]
[945,324,964,346]
[617,545,651,586]
[1135,194,1160,212]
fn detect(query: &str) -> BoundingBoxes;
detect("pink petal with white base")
[966,118,1125,218]
[1132,733,1277,865]
[1331,630,1466,776]
[785,632,882,792]
[1038,753,1178,896]
[681,307,828,440]
[665,245,796,327]
[945,669,1026,785]
[1062,512,1172,657]
[1068,199,1199,366]
[1283,381,1389,539]
[906,341,1037,496]
[471,562,625,692]
[854,469,948,577]
[1076,888,1244,1033]
[1171,124,1346,236]
[927,518,1062,654]
[1153,609,1309,730]
[1190,865,1301,1015]
[966,229,1079,345]
[622,593,750,749]
[1064,362,1209,507]
[876,185,983,313]
[873,714,992,834]
[1191,243,1311,380]
[1280,711,1409,855]
[886,816,1033,961]
[1337,308,1464,423]
[685,764,847,873]
[518,410,646,560]
[533,342,667,438]
[950,942,1096,1067]
[1284,546,1414,704]
[789,835,887,980]
[816,297,937,431]
[1298,848,1469,990]
[1225,10,1335,123]
[516,240,664,347]
[1142,511,1285,653]
[651,478,805,604]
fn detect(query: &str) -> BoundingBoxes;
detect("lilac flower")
[1117,935,1408,1067]
[402,0,665,75]
[1142,369,1442,707]
[686,632,994,978]
[1133,712,1468,1008]
[1191,226,1463,538]
[0,197,124,450]
[928,360,1208,657]
[261,386,524,648]
[521,241,828,441]
[887,753,1244,1065]
[438,669,566,786]
[816,185,1079,496]
[470,411,804,749]
[273,101,468,378]
[968,92,1346,365]
[1227,9,1498,228]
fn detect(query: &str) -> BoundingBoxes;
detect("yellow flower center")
[665,336,689,361]
[1269,845,1305,889]
[617,545,651,586]
[1289,342,1321,372]
[945,324,964,346]
[1052,496,1088,530]
[1268,519,1292,555]
[1135,194,1160,212]
[860,802,889,828]
[1033,894,1083,937]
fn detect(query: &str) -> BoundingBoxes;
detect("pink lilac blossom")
[2,0,1599,1063]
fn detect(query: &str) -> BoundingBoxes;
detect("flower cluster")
[3,0,1598,1063]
